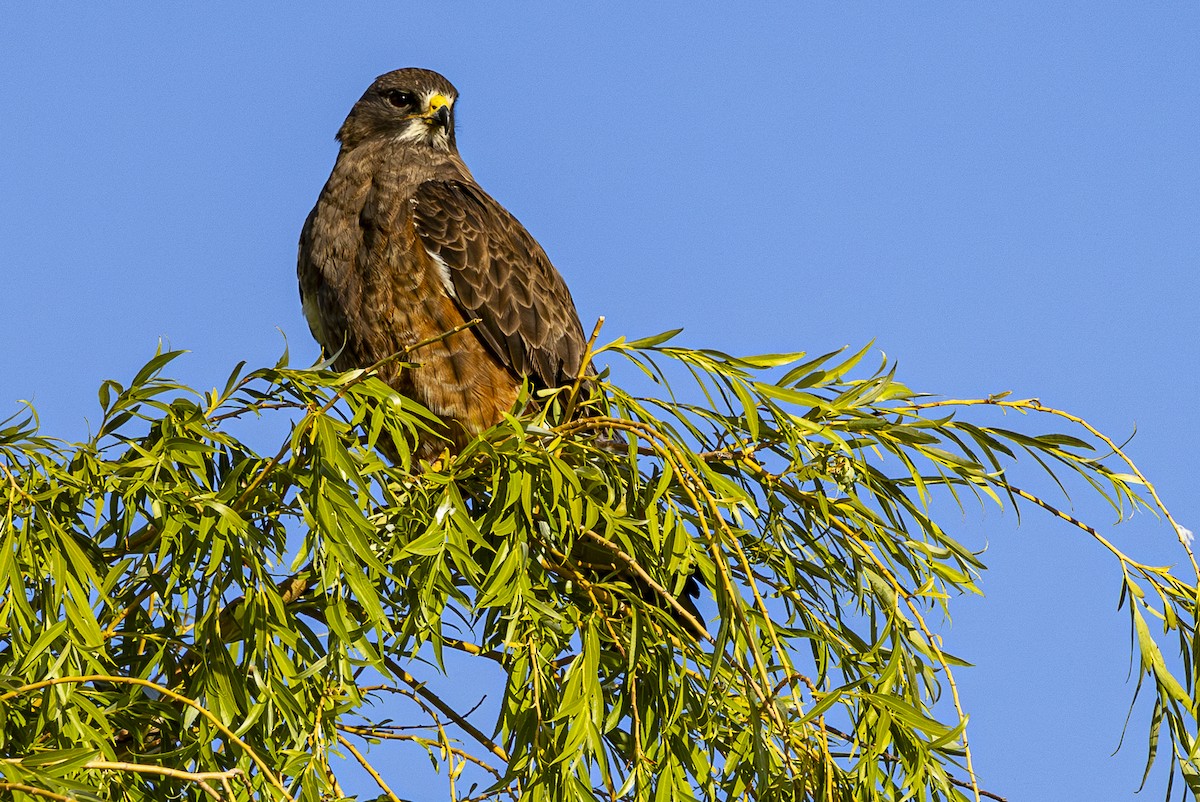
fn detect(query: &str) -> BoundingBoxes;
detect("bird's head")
[337,68,458,152]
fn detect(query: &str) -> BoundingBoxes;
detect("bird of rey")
[297,68,704,636]
[298,67,588,460]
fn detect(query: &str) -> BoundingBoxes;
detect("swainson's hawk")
[298,69,705,636]
[298,68,587,458]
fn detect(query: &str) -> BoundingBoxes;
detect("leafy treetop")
[0,328,1195,802]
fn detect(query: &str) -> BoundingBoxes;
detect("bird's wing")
[296,205,332,351]
[411,179,587,388]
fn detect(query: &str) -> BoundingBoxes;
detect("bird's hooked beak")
[424,94,452,129]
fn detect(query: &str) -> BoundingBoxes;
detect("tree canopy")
[0,328,1195,801]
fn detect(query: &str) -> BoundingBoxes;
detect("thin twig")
[231,318,482,514]
[0,461,34,502]
[337,733,402,802]
[208,401,304,424]
[826,516,981,802]
[820,724,1007,801]
[559,316,605,427]
[537,542,628,658]
[82,761,243,801]
[0,783,76,802]
[384,657,510,764]
[0,676,294,802]
[339,724,506,783]
[580,531,710,644]
[899,397,1197,578]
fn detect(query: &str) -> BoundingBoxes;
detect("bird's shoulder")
[410,178,587,387]
[410,178,563,288]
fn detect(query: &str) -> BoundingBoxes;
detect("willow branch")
[82,761,243,801]
[826,515,980,802]
[561,316,605,422]
[0,676,294,802]
[579,530,710,644]
[231,318,482,513]
[336,734,401,802]
[0,783,76,802]
[338,725,504,782]
[383,657,510,764]
[899,396,1197,577]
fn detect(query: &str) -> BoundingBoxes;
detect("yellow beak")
[424,93,452,129]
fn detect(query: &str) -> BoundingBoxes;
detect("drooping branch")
[336,734,402,802]
[0,676,294,802]
[383,657,510,765]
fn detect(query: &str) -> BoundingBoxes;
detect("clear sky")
[2,4,1197,799]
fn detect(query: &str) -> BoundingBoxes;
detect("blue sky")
[2,4,1198,799]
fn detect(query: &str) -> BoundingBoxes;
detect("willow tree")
[0,328,1195,802]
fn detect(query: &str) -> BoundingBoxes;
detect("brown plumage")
[298,69,706,637]
[298,68,587,457]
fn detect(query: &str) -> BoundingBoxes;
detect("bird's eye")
[383,89,417,108]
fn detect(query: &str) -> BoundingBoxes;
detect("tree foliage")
[0,330,1196,801]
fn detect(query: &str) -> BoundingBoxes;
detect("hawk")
[298,69,705,636]
[298,68,587,458]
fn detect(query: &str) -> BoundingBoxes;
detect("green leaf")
[0,337,1185,802]
[623,328,684,349]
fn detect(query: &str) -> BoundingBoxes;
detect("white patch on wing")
[301,292,326,344]
[426,248,457,299]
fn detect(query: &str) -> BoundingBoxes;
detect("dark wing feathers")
[411,180,586,388]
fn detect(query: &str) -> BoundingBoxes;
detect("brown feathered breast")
[298,68,587,458]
